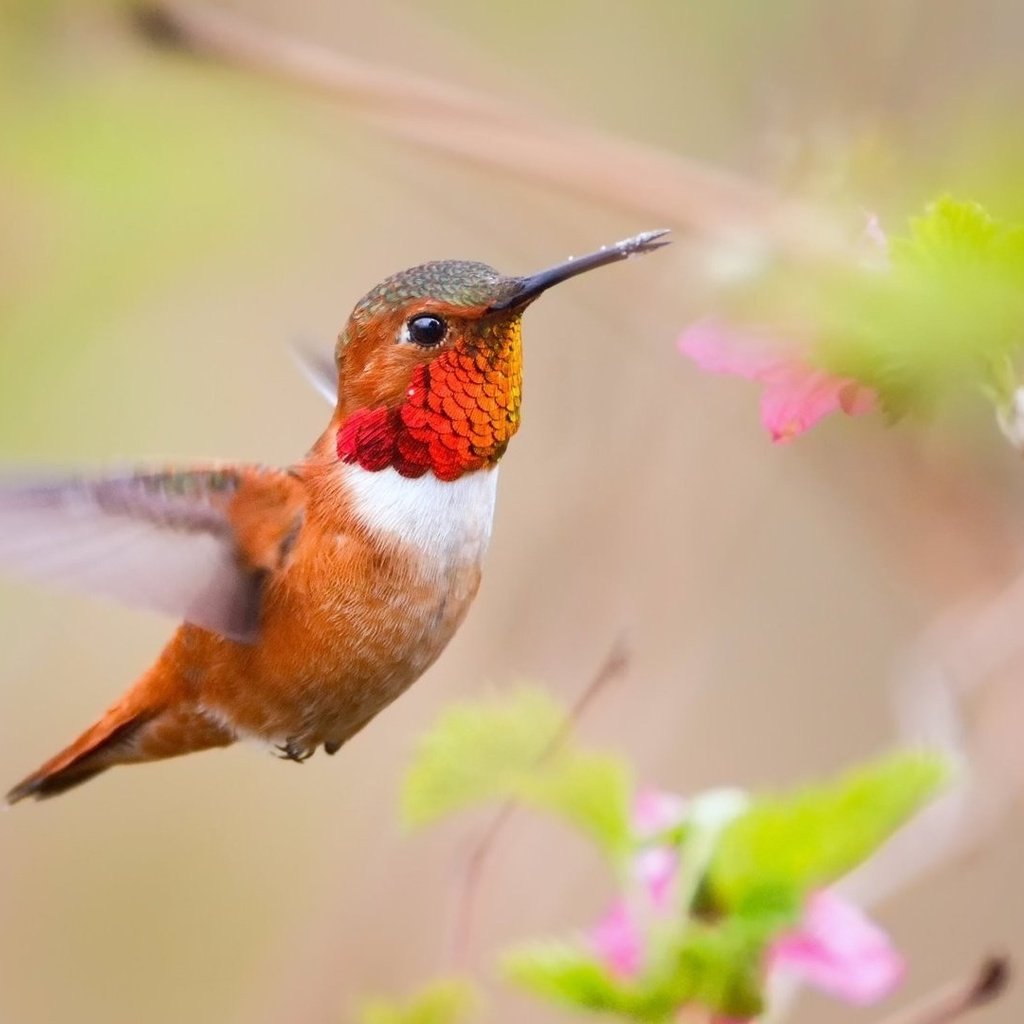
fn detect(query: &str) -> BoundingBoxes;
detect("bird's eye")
[405,314,447,348]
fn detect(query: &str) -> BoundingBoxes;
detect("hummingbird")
[1,230,668,803]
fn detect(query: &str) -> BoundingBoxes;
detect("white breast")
[344,464,499,564]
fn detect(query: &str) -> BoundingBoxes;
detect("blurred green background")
[2,2,1024,1022]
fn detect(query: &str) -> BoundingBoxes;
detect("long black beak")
[489,229,671,312]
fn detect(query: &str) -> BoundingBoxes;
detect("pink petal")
[679,318,876,442]
[634,847,678,910]
[633,788,688,837]
[678,319,789,381]
[760,369,874,443]
[769,891,905,1005]
[630,790,687,911]
[590,900,643,980]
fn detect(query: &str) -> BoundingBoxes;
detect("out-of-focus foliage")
[401,688,564,825]
[686,197,1024,443]
[404,691,949,1022]
[503,944,634,1016]
[518,749,634,859]
[504,915,769,1022]
[706,751,952,911]
[821,198,1024,418]
[402,688,633,859]
[358,979,479,1024]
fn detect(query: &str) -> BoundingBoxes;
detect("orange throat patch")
[337,323,522,481]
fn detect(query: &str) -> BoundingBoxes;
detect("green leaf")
[706,750,952,911]
[656,920,768,1021]
[505,916,775,1021]
[819,196,1024,417]
[401,688,564,828]
[358,979,479,1024]
[504,943,678,1022]
[519,750,634,860]
[891,196,1007,271]
[504,943,634,1014]
[401,689,633,859]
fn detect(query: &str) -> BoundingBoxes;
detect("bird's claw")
[275,739,315,763]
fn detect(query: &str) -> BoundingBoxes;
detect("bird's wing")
[290,344,337,406]
[0,465,306,642]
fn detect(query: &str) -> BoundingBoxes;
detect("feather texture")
[290,344,338,406]
[0,466,306,641]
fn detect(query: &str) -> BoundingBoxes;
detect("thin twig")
[129,1,846,261]
[872,957,1010,1024]
[553,636,631,751]
[446,638,631,969]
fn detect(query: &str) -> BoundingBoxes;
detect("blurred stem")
[871,957,1009,1024]
[446,638,630,970]
[127,1,848,263]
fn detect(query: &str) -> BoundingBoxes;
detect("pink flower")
[634,847,678,910]
[591,788,903,1013]
[593,887,903,1008]
[770,890,905,1004]
[590,899,643,979]
[590,790,688,976]
[633,788,688,838]
[632,789,689,910]
[678,319,876,442]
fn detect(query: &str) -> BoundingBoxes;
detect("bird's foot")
[275,739,315,763]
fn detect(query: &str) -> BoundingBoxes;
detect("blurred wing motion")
[290,344,338,406]
[0,466,306,642]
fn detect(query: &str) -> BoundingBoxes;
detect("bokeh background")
[2,2,1024,1022]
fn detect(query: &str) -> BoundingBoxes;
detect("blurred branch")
[129,1,846,262]
[131,1,519,125]
[872,956,1009,1024]
[446,638,630,969]
[843,567,1024,910]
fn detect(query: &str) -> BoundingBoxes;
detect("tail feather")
[7,707,154,804]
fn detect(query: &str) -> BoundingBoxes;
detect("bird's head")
[335,230,669,481]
